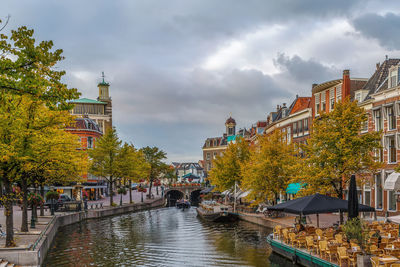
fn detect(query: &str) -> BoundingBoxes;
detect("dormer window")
[389,67,398,88]
[213,140,217,146]
[355,92,361,102]
[206,141,210,147]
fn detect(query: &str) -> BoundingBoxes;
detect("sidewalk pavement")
[0,187,161,248]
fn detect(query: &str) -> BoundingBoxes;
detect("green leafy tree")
[300,99,382,223]
[0,25,79,246]
[241,131,299,204]
[89,128,122,206]
[140,146,167,198]
[209,137,250,192]
[117,143,149,204]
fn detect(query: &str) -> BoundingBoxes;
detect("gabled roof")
[70,98,107,104]
[364,59,400,96]
[289,97,311,115]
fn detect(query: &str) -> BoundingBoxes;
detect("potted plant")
[45,190,59,201]
[343,218,371,267]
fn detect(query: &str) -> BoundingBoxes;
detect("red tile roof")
[289,97,311,115]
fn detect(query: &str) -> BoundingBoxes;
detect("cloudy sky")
[3,1,400,162]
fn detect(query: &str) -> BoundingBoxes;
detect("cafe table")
[379,256,399,267]
[384,247,400,255]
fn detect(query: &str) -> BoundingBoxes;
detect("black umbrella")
[268,193,374,226]
[348,174,359,219]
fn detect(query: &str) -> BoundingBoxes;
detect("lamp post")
[50,186,55,216]
[30,202,36,229]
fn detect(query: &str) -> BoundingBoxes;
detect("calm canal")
[43,207,295,266]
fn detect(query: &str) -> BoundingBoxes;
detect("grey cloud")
[352,12,400,50]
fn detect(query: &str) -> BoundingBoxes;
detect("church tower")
[225,116,236,136]
[97,72,112,132]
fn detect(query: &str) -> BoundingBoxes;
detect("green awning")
[286,183,304,194]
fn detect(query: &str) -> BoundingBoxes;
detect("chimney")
[282,103,286,108]
[342,69,350,100]
[312,83,318,88]
[296,94,299,99]
[276,104,280,111]
[376,62,380,70]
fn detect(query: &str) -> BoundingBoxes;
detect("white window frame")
[315,93,320,116]
[386,170,397,211]
[384,134,397,163]
[329,88,335,110]
[287,127,291,144]
[293,122,298,137]
[363,183,371,206]
[87,136,93,149]
[373,107,383,131]
[375,172,383,210]
[321,91,326,112]
[389,68,398,88]
[386,104,396,130]
[304,118,309,134]
[336,85,342,103]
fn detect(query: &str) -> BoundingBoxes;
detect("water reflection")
[43,207,295,267]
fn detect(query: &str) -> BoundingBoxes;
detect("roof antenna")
[101,71,105,83]
[385,55,388,60]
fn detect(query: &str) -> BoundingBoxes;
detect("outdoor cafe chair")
[370,256,385,267]
[319,240,328,258]
[316,228,323,237]
[337,247,350,267]
[326,244,337,262]
[306,236,317,253]
[335,234,343,243]
[282,229,289,243]
[273,225,281,239]
[370,244,384,256]
[289,233,297,247]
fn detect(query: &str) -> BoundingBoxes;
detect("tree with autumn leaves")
[209,99,382,209]
[298,99,382,198]
[0,24,82,246]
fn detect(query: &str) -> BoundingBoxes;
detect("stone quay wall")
[0,198,165,266]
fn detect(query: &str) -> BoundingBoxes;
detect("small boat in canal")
[176,199,191,209]
[196,201,238,222]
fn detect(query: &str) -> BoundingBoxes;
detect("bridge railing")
[167,183,203,189]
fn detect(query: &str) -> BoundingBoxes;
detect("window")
[207,162,211,171]
[389,190,397,211]
[287,127,291,144]
[293,122,297,136]
[330,88,335,110]
[98,120,103,132]
[361,119,368,133]
[355,92,362,102]
[228,127,234,135]
[385,135,397,163]
[389,69,398,88]
[206,153,210,160]
[315,93,320,115]
[298,121,303,136]
[304,119,309,132]
[364,189,371,206]
[213,140,217,146]
[213,152,217,159]
[375,173,383,210]
[321,91,326,111]
[387,105,396,130]
[374,109,383,131]
[336,85,342,102]
[87,137,93,149]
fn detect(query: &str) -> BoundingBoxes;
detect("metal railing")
[31,215,56,251]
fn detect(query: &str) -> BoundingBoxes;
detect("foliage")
[342,218,369,252]
[241,131,299,204]
[117,187,127,195]
[299,99,382,198]
[117,143,150,183]
[45,191,59,200]
[141,146,167,196]
[209,136,250,192]
[89,128,122,206]
[27,192,44,206]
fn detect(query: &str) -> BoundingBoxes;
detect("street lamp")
[50,186,55,216]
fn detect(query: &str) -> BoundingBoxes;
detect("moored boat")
[176,199,191,209]
[196,201,238,222]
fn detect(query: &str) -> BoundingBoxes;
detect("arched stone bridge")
[164,185,205,206]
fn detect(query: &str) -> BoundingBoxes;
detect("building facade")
[70,77,112,134]
[174,162,205,183]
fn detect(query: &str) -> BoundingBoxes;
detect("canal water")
[43,207,295,267]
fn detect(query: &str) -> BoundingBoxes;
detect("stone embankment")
[0,198,164,267]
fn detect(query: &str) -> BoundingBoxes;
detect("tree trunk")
[148,179,153,199]
[129,180,132,203]
[20,179,28,232]
[339,184,344,224]
[156,185,159,195]
[4,179,14,247]
[40,185,44,216]
[109,177,113,206]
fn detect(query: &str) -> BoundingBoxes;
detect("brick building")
[70,74,112,134]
